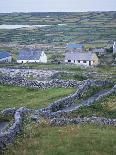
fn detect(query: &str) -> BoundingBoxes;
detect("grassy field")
[0,85,76,111]
[0,84,116,155]
[2,122,116,155]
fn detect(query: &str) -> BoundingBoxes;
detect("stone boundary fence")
[50,117,116,126]
[0,107,29,150]
[42,84,116,118]
[0,75,81,89]
[39,80,114,116]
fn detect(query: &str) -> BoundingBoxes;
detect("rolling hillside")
[0,12,116,47]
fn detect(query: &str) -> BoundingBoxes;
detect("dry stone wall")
[39,80,114,117]
[0,76,80,89]
[50,117,116,126]
[0,107,29,149]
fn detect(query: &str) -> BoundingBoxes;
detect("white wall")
[39,51,47,63]
[65,59,93,66]
[113,47,116,53]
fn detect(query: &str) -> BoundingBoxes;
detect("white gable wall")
[113,44,116,53]
[39,51,47,63]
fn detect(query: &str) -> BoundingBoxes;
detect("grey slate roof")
[17,49,42,60]
[65,52,96,61]
[0,51,11,59]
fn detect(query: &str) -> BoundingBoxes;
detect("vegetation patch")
[2,119,116,155]
[0,85,76,111]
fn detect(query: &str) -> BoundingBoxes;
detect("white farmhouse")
[0,51,12,63]
[17,48,47,63]
[113,42,116,54]
[65,52,99,66]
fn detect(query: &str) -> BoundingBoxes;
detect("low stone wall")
[0,107,28,149]
[1,108,16,117]
[0,76,81,89]
[50,117,116,126]
[44,85,116,118]
[39,80,113,117]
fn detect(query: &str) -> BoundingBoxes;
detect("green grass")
[0,85,76,111]
[2,121,116,155]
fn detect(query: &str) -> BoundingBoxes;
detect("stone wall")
[39,80,114,117]
[50,117,116,126]
[0,75,81,89]
[0,107,28,149]
[43,85,116,118]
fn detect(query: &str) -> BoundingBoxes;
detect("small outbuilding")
[92,48,106,55]
[66,43,84,52]
[17,48,47,63]
[0,51,12,63]
[65,52,99,66]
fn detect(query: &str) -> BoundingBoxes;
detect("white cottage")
[0,51,12,63]
[65,52,99,66]
[17,48,47,63]
[113,42,116,54]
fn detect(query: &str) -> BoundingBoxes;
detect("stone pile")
[0,68,58,80]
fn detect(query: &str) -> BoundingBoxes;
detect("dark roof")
[0,51,11,59]
[67,44,84,49]
[17,49,43,60]
[65,52,97,61]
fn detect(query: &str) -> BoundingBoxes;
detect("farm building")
[17,48,47,63]
[66,43,84,52]
[65,52,99,66]
[113,42,116,53]
[0,51,12,63]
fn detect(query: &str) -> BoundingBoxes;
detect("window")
[83,60,86,63]
[68,60,71,62]
[78,60,80,63]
